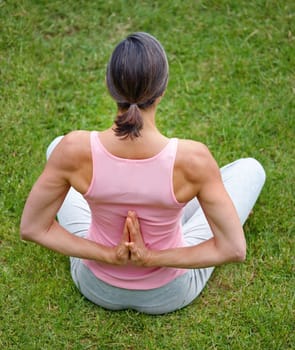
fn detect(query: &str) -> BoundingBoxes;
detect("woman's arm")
[20,132,129,265]
[126,144,246,269]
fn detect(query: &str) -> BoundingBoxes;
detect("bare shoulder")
[176,139,210,158]
[172,139,221,202]
[44,130,93,193]
[54,130,91,157]
[175,139,220,183]
[47,130,92,171]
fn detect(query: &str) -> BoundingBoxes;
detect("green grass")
[0,0,294,349]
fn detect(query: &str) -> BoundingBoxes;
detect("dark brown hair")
[106,32,169,139]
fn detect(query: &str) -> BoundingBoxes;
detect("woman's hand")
[111,218,131,265]
[124,211,152,267]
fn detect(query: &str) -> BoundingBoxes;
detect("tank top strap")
[169,137,178,155]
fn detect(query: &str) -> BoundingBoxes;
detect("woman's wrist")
[144,249,164,267]
[100,245,129,266]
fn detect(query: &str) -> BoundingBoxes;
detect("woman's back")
[83,131,187,289]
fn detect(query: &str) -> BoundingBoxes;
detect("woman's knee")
[239,158,266,187]
[221,157,266,188]
[221,157,266,224]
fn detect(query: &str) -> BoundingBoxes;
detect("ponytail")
[106,32,169,139]
[113,104,143,139]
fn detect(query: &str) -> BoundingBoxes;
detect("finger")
[128,211,137,222]
[126,217,138,243]
[127,212,137,233]
[122,218,130,243]
[130,211,140,231]
[128,211,142,238]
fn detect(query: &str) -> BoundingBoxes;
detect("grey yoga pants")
[47,136,266,314]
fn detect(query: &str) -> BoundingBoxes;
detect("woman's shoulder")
[48,130,92,170]
[175,138,218,183]
[45,130,94,193]
[59,130,92,152]
[176,138,211,161]
[62,130,92,143]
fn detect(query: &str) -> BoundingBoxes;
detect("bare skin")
[20,101,246,268]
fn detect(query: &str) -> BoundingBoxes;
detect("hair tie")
[130,103,137,108]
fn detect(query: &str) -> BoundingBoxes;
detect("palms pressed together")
[115,211,150,267]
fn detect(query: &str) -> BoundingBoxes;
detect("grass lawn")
[0,0,294,349]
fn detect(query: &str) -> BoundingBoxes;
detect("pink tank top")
[83,131,187,289]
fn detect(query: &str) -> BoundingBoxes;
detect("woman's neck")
[116,102,160,135]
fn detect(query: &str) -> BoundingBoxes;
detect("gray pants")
[47,137,266,314]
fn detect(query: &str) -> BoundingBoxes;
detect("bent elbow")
[234,248,246,262]
[20,222,35,242]
[221,241,246,263]
[20,227,32,241]
[232,243,247,262]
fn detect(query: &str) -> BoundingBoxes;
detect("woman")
[20,32,266,314]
